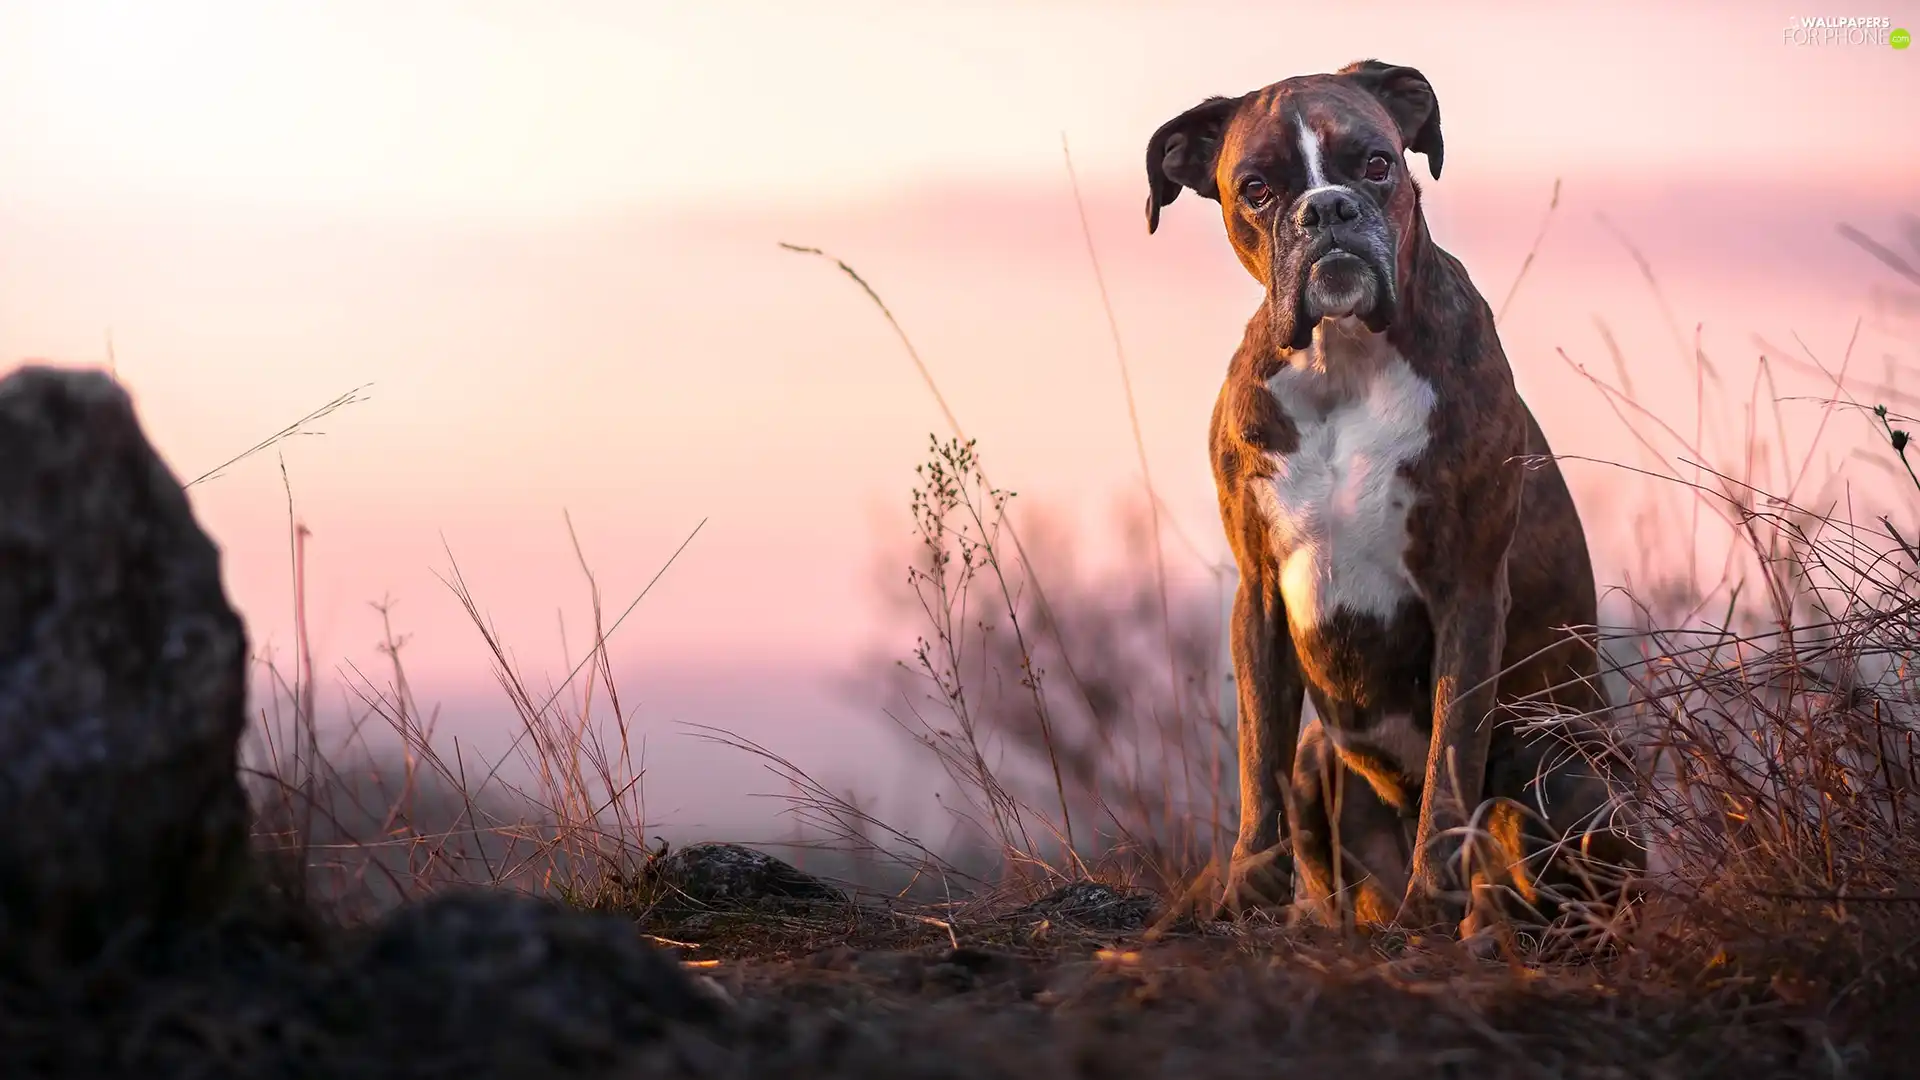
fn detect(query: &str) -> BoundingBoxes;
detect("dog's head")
[1144,60,1443,350]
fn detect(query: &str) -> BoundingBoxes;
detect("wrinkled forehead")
[1221,76,1400,173]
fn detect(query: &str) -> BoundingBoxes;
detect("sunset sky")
[1,0,1914,838]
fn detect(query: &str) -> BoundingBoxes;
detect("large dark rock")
[0,888,735,1079]
[339,890,727,1075]
[0,366,253,968]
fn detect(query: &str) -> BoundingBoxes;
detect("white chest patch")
[1253,341,1437,633]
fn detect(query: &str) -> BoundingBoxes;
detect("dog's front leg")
[1401,564,1511,934]
[1215,575,1305,918]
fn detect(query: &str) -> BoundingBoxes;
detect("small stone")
[647,842,843,912]
[1011,881,1161,933]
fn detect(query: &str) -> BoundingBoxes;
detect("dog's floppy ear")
[1338,60,1444,180]
[1145,94,1244,234]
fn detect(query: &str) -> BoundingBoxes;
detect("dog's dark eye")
[1239,178,1274,209]
[1364,153,1393,183]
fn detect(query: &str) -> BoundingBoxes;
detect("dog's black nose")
[1293,188,1361,233]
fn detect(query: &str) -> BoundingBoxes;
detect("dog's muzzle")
[1270,188,1398,349]
[1305,250,1378,319]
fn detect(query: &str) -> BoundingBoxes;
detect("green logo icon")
[1894,27,1912,48]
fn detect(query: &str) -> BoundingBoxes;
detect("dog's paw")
[1392,888,1464,936]
[1211,846,1293,921]
[1459,926,1503,960]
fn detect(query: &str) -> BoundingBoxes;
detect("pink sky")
[1,0,1915,838]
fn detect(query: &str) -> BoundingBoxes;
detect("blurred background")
[0,0,1913,856]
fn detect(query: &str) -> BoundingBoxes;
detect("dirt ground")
[0,867,1902,1079]
[632,898,1859,1080]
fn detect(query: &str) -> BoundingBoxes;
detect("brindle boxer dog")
[1144,60,1644,938]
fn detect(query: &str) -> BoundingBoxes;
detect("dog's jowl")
[1145,60,1645,937]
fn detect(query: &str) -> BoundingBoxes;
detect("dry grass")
[243,500,705,920]
[852,436,1233,897]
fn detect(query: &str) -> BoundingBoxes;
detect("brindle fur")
[1146,61,1644,935]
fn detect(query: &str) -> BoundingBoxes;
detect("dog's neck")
[1387,210,1442,346]
[1270,314,1396,389]
[1304,315,1394,370]
[1263,315,1406,417]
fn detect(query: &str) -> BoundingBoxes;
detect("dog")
[1144,60,1644,937]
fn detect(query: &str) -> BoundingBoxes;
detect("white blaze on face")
[1293,118,1358,210]
[1254,348,1435,632]
[1298,121,1329,188]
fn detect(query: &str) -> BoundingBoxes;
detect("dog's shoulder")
[1209,315,1294,568]
[1210,314,1294,488]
